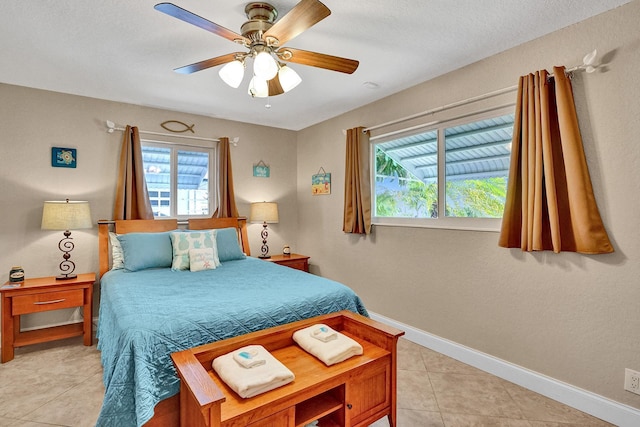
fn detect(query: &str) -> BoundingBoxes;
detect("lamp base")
[258,255,271,259]
[56,230,78,281]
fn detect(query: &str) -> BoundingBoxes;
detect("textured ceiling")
[1,0,631,131]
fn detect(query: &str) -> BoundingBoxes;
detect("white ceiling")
[1,1,631,131]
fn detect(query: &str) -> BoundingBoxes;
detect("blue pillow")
[117,231,174,271]
[215,228,246,261]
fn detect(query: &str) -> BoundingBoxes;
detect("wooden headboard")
[98,217,250,278]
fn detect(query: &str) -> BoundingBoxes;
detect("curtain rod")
[363,50,598,134]
[363,85,518,134]
[105,120,230,144]
[369,102,515,142]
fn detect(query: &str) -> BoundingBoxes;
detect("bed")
[95,217,369,427]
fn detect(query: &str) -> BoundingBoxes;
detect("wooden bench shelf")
[171,310,404,427]
[295,389,343,426]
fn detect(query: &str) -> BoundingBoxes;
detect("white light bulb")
[278,65,302,92]
[253,51,278,80]
[219,60,245,88]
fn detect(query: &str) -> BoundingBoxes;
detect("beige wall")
[0,85,297,327]
[296,1,640,409]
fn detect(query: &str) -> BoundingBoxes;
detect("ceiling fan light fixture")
[278,65,302,92]
[219,60,245,88]
[254,51,278,80]
[156,1,359,99]
[248,76,269,98]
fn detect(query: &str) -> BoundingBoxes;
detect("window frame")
[371,105,515,232]
[141,139,216,219]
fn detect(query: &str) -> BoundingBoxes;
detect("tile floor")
[0,337,613,427]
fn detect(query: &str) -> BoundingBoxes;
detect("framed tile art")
[51,147,77,168]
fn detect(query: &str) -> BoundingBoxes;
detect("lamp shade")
[219,60,245,88]
[41,200,92,230]
[248,76,269,98]
[253,51,278,80]
[278,65,302,92]
[250,202,279,223]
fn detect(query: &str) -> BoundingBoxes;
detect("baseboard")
[369,311,640,427]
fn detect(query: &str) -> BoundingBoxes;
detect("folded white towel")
[293,324,363,366]
[232,346,266,369]
[212,345,295,398]
[310,324,338,342]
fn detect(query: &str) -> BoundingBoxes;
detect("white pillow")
[109,232,124,270]
[170,231,220,270]
[189,248,217,272]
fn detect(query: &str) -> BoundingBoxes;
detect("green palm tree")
[376,148,407,182]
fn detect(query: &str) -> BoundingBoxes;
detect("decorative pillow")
[109,232,124,270]
[117,231,174,272]
[189,248,217,272]
[170,231,220,271]
[215,227,246,262]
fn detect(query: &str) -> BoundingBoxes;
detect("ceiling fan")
[154,0,359,98]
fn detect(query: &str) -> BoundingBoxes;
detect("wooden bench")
[171,310,404,427]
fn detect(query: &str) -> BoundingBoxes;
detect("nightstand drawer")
[263,254,310,273]
[279,259,308,271]
[12,289,84,315]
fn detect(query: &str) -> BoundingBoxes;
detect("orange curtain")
[499,66,613,254]
[343,127,372,234]
[213,137,239,218]
[113,125,153,220]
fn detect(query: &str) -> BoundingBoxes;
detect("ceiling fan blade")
[268,74,285,97]
[174,53,241,74]
[154,3,248,44]
[279,47,359,74]
[263,0,331,47]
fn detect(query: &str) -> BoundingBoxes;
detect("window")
[372,110,514,230]
[141,142,215,218]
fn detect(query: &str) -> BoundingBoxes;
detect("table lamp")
[41,199,92,279]
[250,202,279,258]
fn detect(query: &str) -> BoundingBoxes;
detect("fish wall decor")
[160,120,195,133]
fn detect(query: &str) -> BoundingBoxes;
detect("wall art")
[51,147,77,168]
[160,120,195,133]
[253,160,270,178]
[312,167,331,195]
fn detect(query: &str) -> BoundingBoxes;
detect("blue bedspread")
[96,257,368,426]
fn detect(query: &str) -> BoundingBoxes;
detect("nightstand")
[1,272,95,363]
[262,253,310,272]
